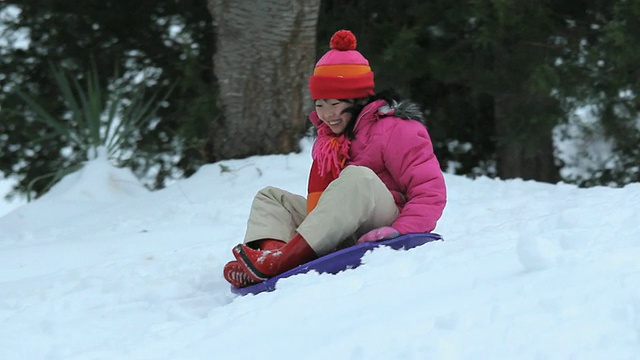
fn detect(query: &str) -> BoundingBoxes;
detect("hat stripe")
[309,72,375,100]
[313,64,372,76]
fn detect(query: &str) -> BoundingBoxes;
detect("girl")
[224,30,447,288]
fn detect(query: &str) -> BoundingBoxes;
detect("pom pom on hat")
[309,30,375,100]
[330,30,357,51]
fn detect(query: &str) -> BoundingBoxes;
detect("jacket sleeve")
[383,120,447,233]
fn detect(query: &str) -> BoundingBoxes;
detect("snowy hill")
[1,139,639,359]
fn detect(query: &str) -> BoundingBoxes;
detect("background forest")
[1,0,639,201]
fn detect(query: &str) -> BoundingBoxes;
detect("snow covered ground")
[1,139,639,359]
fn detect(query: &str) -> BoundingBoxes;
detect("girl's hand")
[357,226,400,244]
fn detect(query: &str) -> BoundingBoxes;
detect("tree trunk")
[206,0,320,162]
[494,93,559,183]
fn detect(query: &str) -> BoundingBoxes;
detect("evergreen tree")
[558,0,640,186]
[0,0,214,197]
[318,0,640,185]
[2,0,639,201]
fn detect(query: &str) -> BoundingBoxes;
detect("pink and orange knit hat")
[309,30,375,100]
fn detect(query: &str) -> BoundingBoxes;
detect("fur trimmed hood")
[376,99,425,124]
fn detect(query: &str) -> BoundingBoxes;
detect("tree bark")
[493,93,559,183]
[206,0,320,162]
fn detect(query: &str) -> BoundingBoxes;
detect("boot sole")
[223,261,258,288]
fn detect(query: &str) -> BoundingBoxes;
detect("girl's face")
[314,99,353,135]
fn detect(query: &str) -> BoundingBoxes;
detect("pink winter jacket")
[309,99,447,234]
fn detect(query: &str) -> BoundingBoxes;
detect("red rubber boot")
[233,233,317,282]
[223,239,286,288]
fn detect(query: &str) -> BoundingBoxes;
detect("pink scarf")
[311,123,351,178]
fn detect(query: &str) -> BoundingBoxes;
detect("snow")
[554,105,620,184]
[1,138,639,360]
[0,5,30,50]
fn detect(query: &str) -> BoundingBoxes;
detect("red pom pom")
[330,30,357,51]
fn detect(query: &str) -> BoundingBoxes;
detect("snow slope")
[1,139,639,359]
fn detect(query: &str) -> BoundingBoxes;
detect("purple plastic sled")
[230,232,442,296]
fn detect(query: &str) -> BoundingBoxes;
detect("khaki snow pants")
[243,165,399,255]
